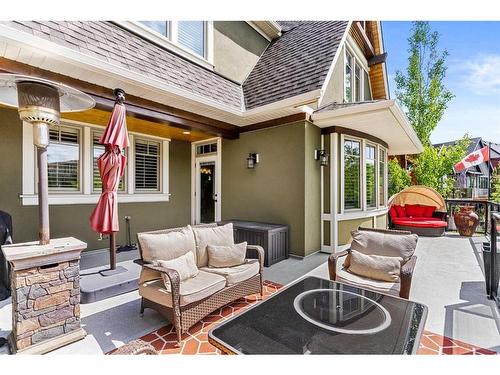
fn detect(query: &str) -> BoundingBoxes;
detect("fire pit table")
[209,276,427,354]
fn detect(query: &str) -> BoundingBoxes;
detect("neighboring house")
[0,20,422,255]
[433,137,500,199]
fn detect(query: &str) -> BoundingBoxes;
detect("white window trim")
[115,21,214,70]
[21,120,170,205]
[343,40,370,103]
[340,134,388,216]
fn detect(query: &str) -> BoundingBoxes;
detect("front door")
[199,161,216,223]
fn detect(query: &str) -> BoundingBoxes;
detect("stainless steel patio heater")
[0,74,95,244]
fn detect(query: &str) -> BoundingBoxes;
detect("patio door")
[192,139,222,224]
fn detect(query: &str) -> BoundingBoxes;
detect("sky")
[382,21,500,145]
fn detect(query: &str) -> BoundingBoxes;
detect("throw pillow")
[389,206,398,219]
[207,242,248,268]
[155,251,199,287]
[350,228,418,263]
[347,250,402,282]
[394,205,406,218]
[405,204,426,217]
[192,223,235,267]
[422,205,436,217]
[138,227,196,263]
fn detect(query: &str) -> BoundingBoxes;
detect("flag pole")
[488,141,491,201]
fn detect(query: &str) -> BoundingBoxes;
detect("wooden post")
[110,232,116,270]
[37,147,50,245]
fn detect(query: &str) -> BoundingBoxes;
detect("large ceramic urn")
[453,206,479,237]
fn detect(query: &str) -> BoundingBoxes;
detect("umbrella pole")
[110,232,116,270]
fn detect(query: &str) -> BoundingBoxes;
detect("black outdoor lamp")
[314,149,329,167]
[247,153,259,169]
[0,74,95,245]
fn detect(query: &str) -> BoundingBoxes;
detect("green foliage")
[394,21,454,147]
[388,158,411,197]
[491,168,500,203]
[412,136,470,197]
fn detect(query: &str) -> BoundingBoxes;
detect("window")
[47,125,80,191]
[92,131,126,192]
[344,139,361,209]
[479,176,489,189]
[344,46,370,103]
[345,51,354,103]
[178,21,205,57]
[196,142,217,156]
[139,21,169,37]
[365,144,376,208]
[379,149,386,206]
[135,138,161,191]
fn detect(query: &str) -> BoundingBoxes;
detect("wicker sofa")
[136,223,264,343]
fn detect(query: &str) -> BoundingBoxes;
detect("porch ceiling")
[312,100,424,155]
[62,108,213,143]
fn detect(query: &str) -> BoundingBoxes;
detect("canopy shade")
[388,185,447,212]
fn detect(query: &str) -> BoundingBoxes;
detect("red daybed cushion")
[405,204,426,217]
[392,218,447,228]
[394,205,406,218]
[422,206,436,217]
[389,206,398,219]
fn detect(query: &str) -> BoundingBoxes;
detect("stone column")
[2,237,87,354]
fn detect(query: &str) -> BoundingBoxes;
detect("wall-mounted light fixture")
[247,153,259,169]
[314,149,329,167]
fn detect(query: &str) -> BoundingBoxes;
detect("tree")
[491,168,500,203]
[388,158,411,197]
[390,21,469,198]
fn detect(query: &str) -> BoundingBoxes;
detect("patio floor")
[0,234,498,355]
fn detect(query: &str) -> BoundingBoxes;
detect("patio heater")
[0,74,95,244]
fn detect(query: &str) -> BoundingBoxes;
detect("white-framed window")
[344,44,372,103]
[21,120,170,205]
[122,21,214,69]
[46,125,81,192]
[340,134,388,214]
[365,143,377,208]
[343,138,361,210]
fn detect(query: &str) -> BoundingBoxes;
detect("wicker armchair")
[328,227,418,299]
[137,223,264,343]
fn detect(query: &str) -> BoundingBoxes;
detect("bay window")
[344,139,361,209]
[47,125,80,191]
[365,144,376,208]
[379,149,386,206]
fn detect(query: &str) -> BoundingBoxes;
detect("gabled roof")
[433,137,482,155]
[243,21,349,109]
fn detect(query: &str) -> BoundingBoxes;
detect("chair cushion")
[207,242,247,268]
[405,204,426,218]
[345,250,401,282]
[139,270,226,307]
[192,223,234,268]
[138,227,196,263]
[394,205,406,218]
[422,205,436,217]
[336,255,400,296]
[155,252,199,285]
[201,259,260,286]
[350,228,418,263]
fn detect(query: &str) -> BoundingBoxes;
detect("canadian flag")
[454,146,489,173]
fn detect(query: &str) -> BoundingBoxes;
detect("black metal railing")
[444,198,500,234]
[485,212,499,307]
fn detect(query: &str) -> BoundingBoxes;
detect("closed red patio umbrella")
[90,89,129,275]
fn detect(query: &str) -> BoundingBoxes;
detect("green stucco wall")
[375,213,387,229]
[337,217,374,246]
[214,21,269,83]
[221,121,322,257]
[0,107,191,251]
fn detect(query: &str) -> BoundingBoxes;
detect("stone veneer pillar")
[1,237,87,354]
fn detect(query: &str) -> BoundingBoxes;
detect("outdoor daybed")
[388,185,448,237]
[136,223,264,343]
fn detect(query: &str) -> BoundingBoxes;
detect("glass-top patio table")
[208,276,427,354]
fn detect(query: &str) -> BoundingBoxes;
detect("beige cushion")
[350,229,418,263]
[139,270,226,307]
[138,227,196,263]
[336,254,400,296]
[346,250,401,282]
[207,242,247,268]
[192,223,234,267]
[155,252,199,286]
[201,259,260,286]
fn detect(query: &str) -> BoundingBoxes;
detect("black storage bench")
[218,220,289,267]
